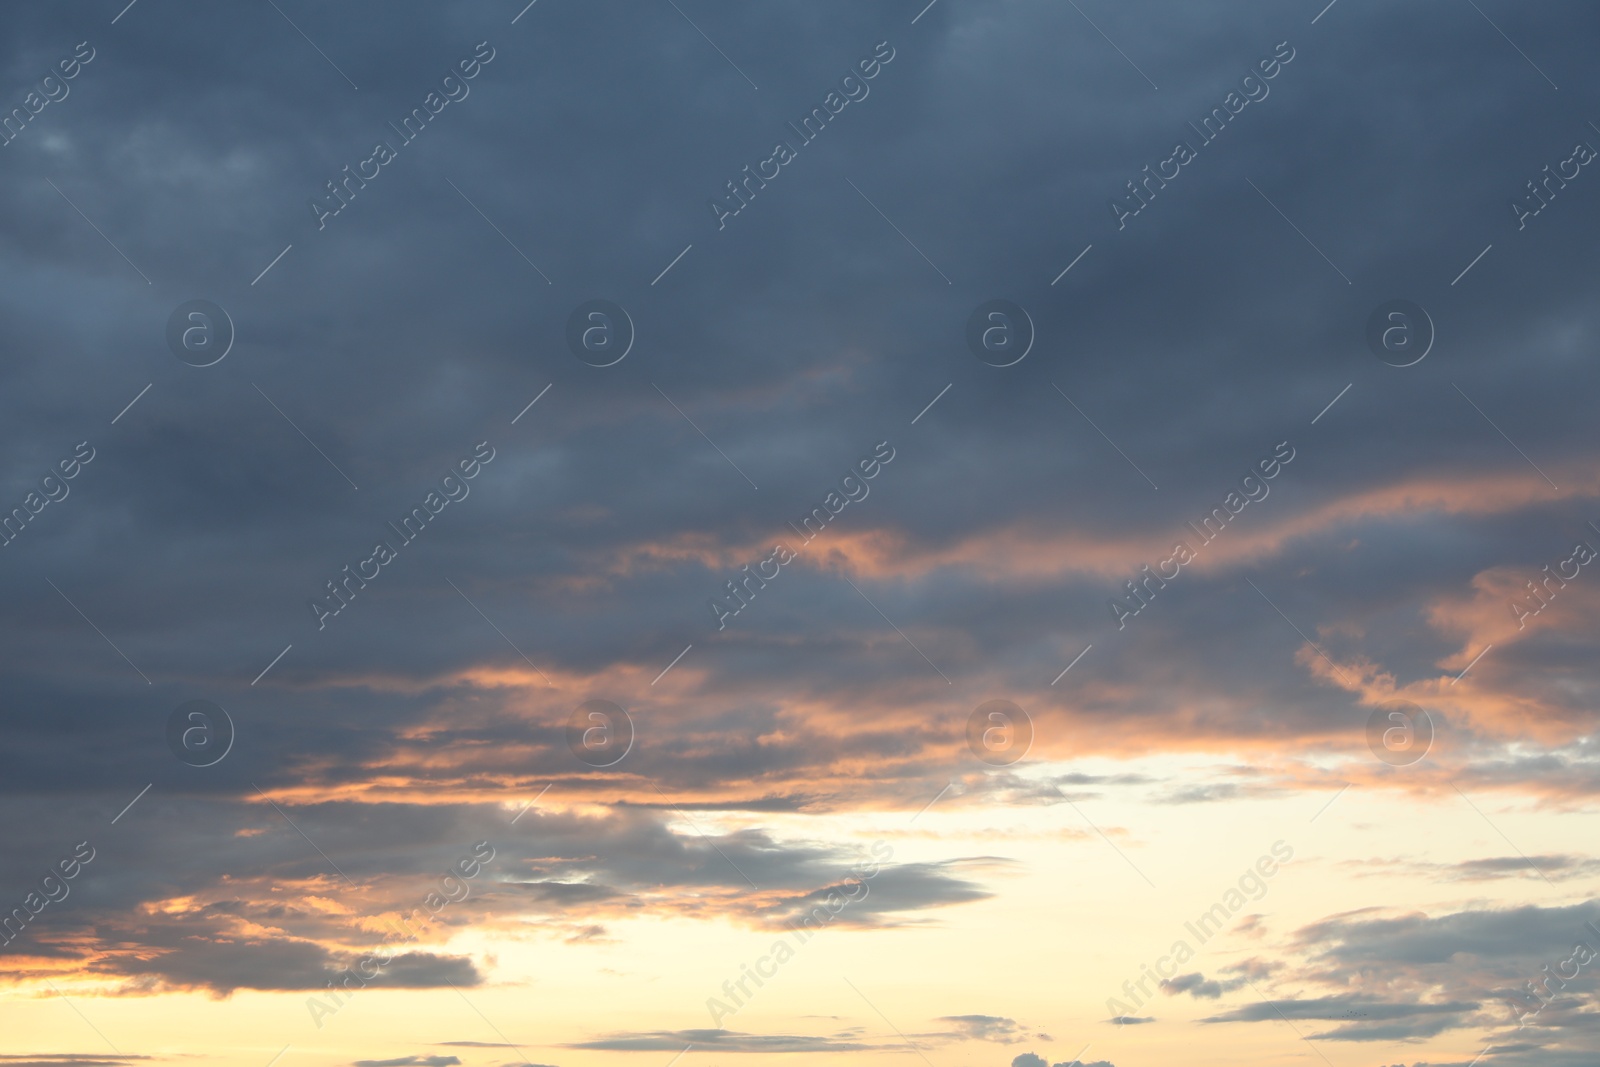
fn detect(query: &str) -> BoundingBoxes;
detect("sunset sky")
[3,3,1600,1067]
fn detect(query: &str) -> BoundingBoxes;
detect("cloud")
[1201,995,1479,1041]
[758,860,1002,928]
[2,0,1600,1061]
[0,798,1003,996]
[81,923,483,996]
[1010,1053,1114,1067]
[937,1015,1027,1043]
[352,1057,462,1067]
[563,1029,885,1053]
[1345,854,1600,883]
[1296,903,1600,969]
[1159,972,1245,999]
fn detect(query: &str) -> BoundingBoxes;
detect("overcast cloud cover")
[2,2,1600,1066]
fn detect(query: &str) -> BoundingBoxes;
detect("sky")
[2,1,1599,1066]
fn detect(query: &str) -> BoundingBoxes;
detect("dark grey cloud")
[0,793,998,994]
[353,1058,461,1067]
[0,0,1596,813]
[758,859,1001,928]
[1297,902,1600,968]
[1201,994,1478,1034]
[1202,899,1600,1047]
[87,934,481,996]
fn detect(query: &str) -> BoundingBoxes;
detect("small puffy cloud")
[939,1015,1027,1043]
[1010,1053,1115,1067]
[1160,972,1245,999]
